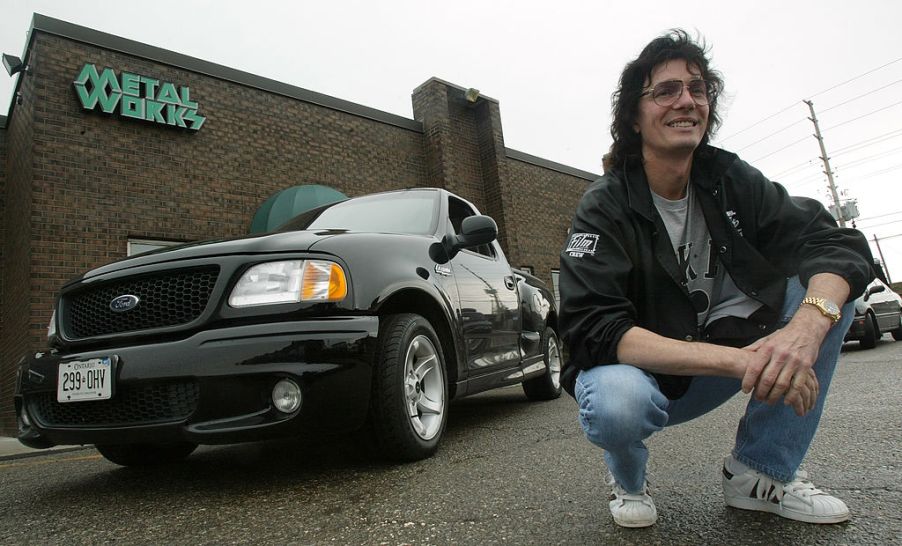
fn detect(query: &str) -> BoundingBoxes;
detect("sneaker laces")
[750,469,824,504]
[783,470,827,500]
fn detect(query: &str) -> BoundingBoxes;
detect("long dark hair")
[608,29,724,166]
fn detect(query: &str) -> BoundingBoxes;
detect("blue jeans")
[574,277,854,493]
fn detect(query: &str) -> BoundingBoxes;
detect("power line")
[835,145,902,170]
[718,103,801,143]
[719,56,902,143]
[856,218,902,230]
[750,134,811,163]
[832,129,902,156]
[856,210,902,223]
[820,78,902,114]
[823,100,902,132]
[810,57,902,99]
[772,159,815,178]
[732,86,902,155]
[759,102,902,164]
[736,118,806,152]
[850,161,902,182]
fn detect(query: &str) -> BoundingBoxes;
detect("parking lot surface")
[1,339,900,545]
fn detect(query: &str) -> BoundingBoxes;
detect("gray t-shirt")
[652,185,761,327]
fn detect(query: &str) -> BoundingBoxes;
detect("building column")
[411,78,518,263]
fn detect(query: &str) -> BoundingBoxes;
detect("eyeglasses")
[640,79,714,107]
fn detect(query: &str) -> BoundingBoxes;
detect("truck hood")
[77,230,436,282]
[80,230,345,280]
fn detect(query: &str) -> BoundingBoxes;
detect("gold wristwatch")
[801,296,841,324]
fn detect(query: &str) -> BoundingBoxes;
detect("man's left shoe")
[722,455,850,524]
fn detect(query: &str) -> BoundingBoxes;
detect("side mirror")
[443,215,498,259]
[865,284,886,300]
[458,216,497,247]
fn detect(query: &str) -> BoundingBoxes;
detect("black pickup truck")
[15,188,561,465]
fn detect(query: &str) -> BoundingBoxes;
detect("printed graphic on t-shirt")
[677,240,720,318]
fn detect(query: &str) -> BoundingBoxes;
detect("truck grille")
[28,381,200,427]
[62,267,219,339]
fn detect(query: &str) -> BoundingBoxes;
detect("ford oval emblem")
[110,294,140,313]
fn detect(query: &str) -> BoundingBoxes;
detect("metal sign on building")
[73,63,206,131]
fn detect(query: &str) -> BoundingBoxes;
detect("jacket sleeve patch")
[566,233,600,257]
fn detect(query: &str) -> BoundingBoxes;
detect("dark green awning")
[250,185,347,234]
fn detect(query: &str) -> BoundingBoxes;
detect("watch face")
[824,301,841,316]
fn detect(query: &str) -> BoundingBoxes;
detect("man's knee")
[575,365,669,449]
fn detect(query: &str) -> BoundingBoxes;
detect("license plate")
[57,357,113,403]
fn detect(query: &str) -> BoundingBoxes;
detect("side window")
[448,197,495,259]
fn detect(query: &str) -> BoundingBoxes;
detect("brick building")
[0,14,596,436]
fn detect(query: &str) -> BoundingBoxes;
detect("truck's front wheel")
[368,313,448,462]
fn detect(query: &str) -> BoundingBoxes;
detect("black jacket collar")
[621,145,739,221]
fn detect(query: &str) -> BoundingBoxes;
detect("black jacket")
[559,146,874,399]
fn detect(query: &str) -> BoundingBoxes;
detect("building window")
[551,269,561,310]
[127,238,183,256]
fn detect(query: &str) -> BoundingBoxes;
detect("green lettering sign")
[120,72,141,96]
[73,63,206,131]
[120,95,145,119]
[73,64,121,113]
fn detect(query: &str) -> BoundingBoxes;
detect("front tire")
[860,312,879,349]
[96,442,197,467]
[522,327,563,401]
[368,313,448,462]
[891,317,902,341]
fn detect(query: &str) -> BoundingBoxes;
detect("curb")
[0,443,93,462]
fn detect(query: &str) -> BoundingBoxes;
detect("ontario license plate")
[57,357,113,403]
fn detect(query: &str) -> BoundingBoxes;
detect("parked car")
[844,278,902,349]
[14,188,561,465]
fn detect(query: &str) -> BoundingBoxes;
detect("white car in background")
[845,278,902,349]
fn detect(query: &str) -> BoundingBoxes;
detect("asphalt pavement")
[1,337,900,545]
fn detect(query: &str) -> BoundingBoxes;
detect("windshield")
[278,191,439,235]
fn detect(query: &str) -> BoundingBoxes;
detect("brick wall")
[505,158,592,290]
[0,67,35,434]
[0,118,6,339]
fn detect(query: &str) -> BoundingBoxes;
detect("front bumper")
[15,317,378,448]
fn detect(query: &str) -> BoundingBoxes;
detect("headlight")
[228,260,347,307]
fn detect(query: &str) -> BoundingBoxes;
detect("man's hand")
[742,315,826,402]
[740,273,850,414]
[739,332,821,416]
[787,368,820,417]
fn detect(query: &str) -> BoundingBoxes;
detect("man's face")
[633,60,710,160]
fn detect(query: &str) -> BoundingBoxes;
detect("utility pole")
[804,100,845,227]
[873,234,892,284]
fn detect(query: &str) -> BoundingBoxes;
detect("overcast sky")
[3,0,902,281]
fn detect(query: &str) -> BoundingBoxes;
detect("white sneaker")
[722,456,850,524]
[608,474,657,528]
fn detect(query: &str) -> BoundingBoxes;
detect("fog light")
[272,379,302,413]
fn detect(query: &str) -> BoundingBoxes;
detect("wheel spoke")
[417,394,443,415]
[410,416,427,436]
[407,397,419,418]
[414,355,437,380]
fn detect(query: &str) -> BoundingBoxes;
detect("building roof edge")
[29,13,423,132]
[505,148,599,181]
